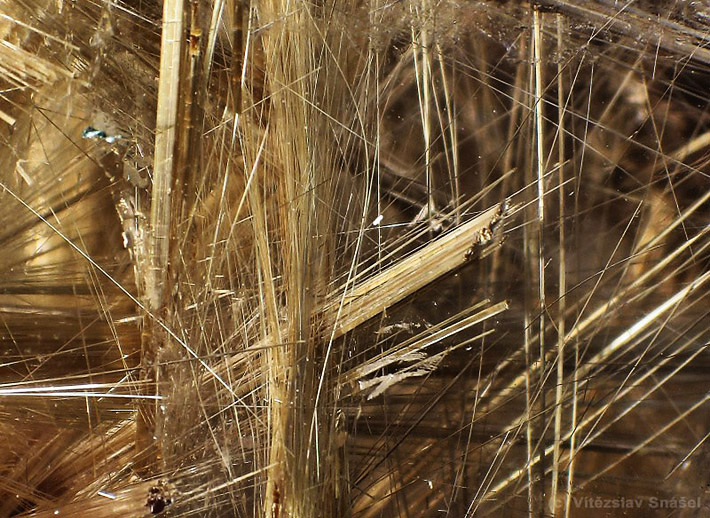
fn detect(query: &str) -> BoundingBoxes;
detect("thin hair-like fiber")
[1,1,710,517]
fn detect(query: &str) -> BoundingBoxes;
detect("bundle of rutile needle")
[2,0,710,517]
